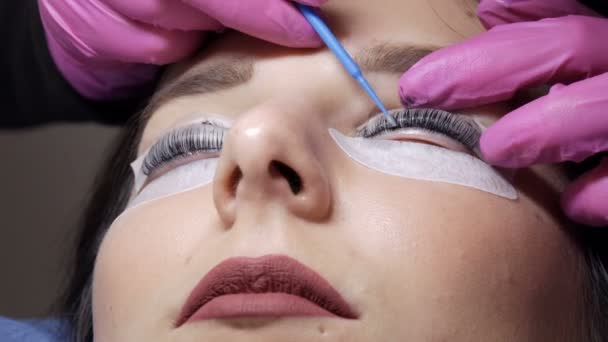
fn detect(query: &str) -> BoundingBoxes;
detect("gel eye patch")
[329,129,517,200]
[128,156,218,209]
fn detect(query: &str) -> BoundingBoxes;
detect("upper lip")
[175,254,358,326]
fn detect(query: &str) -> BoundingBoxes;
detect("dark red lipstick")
[176,255,357,326]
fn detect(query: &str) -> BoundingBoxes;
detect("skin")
[92,0,586,341]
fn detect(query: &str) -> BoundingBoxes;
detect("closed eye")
[141,123,227,180]
[357,108,482,156]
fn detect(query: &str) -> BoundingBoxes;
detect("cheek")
[334,169,581,338]
[92,187,219,339]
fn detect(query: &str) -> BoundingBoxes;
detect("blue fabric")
[0,317,69,342]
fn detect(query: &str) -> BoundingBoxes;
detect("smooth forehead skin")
[92,1,585,341]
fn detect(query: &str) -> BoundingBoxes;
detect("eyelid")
[355,109,385,133]
[131,117,231,193]
[139,115,232,161]
[142,123,226,175]
[171,114,233,131]
[139,114,233,156]
[356,108,480,133]
[357,108,483,156]
[131,117,231,194]
[372,128,472,154]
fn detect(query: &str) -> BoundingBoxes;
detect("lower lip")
[188,293,336,322]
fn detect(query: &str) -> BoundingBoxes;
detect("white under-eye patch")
[329,128,517,200]
[127,155,218,210]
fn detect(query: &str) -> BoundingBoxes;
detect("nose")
[213,107,332,226]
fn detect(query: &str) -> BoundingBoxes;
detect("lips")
[175,255,357,326]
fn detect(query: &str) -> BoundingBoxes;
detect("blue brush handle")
[295,3,397,126]
[295,3,362,78]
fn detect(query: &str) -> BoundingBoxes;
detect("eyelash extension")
[142,123,226,176]
[357,108,482,152]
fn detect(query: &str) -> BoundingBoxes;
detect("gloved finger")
[183,0,327,48]
[102,0,223,31]
[399,15,608,110]
[41,0,202,65]
[43,23,163,99]
[480,72,608,167]
[561,157,608,227]
[477,0,599,29]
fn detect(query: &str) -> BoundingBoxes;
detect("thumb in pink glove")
[39,0,327,100]
[398,0,608,227]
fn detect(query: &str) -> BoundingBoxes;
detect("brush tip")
[382,110,398,127]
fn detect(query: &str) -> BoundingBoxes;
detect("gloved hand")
[398,0,608,227]
[39,0,326,100]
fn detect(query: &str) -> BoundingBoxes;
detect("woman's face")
[92,0,584,341]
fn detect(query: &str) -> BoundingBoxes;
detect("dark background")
[0,125,120,317]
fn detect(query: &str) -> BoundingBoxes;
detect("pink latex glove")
[399,0,608,227]
[39,0,326,100]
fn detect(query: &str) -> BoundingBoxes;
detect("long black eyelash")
[142,123,226,176]
[357,108,482,151]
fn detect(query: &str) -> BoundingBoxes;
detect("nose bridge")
[213,106,331,226]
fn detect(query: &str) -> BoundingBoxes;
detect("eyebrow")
[354,43,437,74]
[143,42,438,119]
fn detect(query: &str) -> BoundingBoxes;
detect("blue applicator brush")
[295,3,397,126]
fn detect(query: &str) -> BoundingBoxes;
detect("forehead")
[158,0,483,87]
[321,0,482,45]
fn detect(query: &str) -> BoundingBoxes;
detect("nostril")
[269,161,303,195]
[229,167,243,196]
